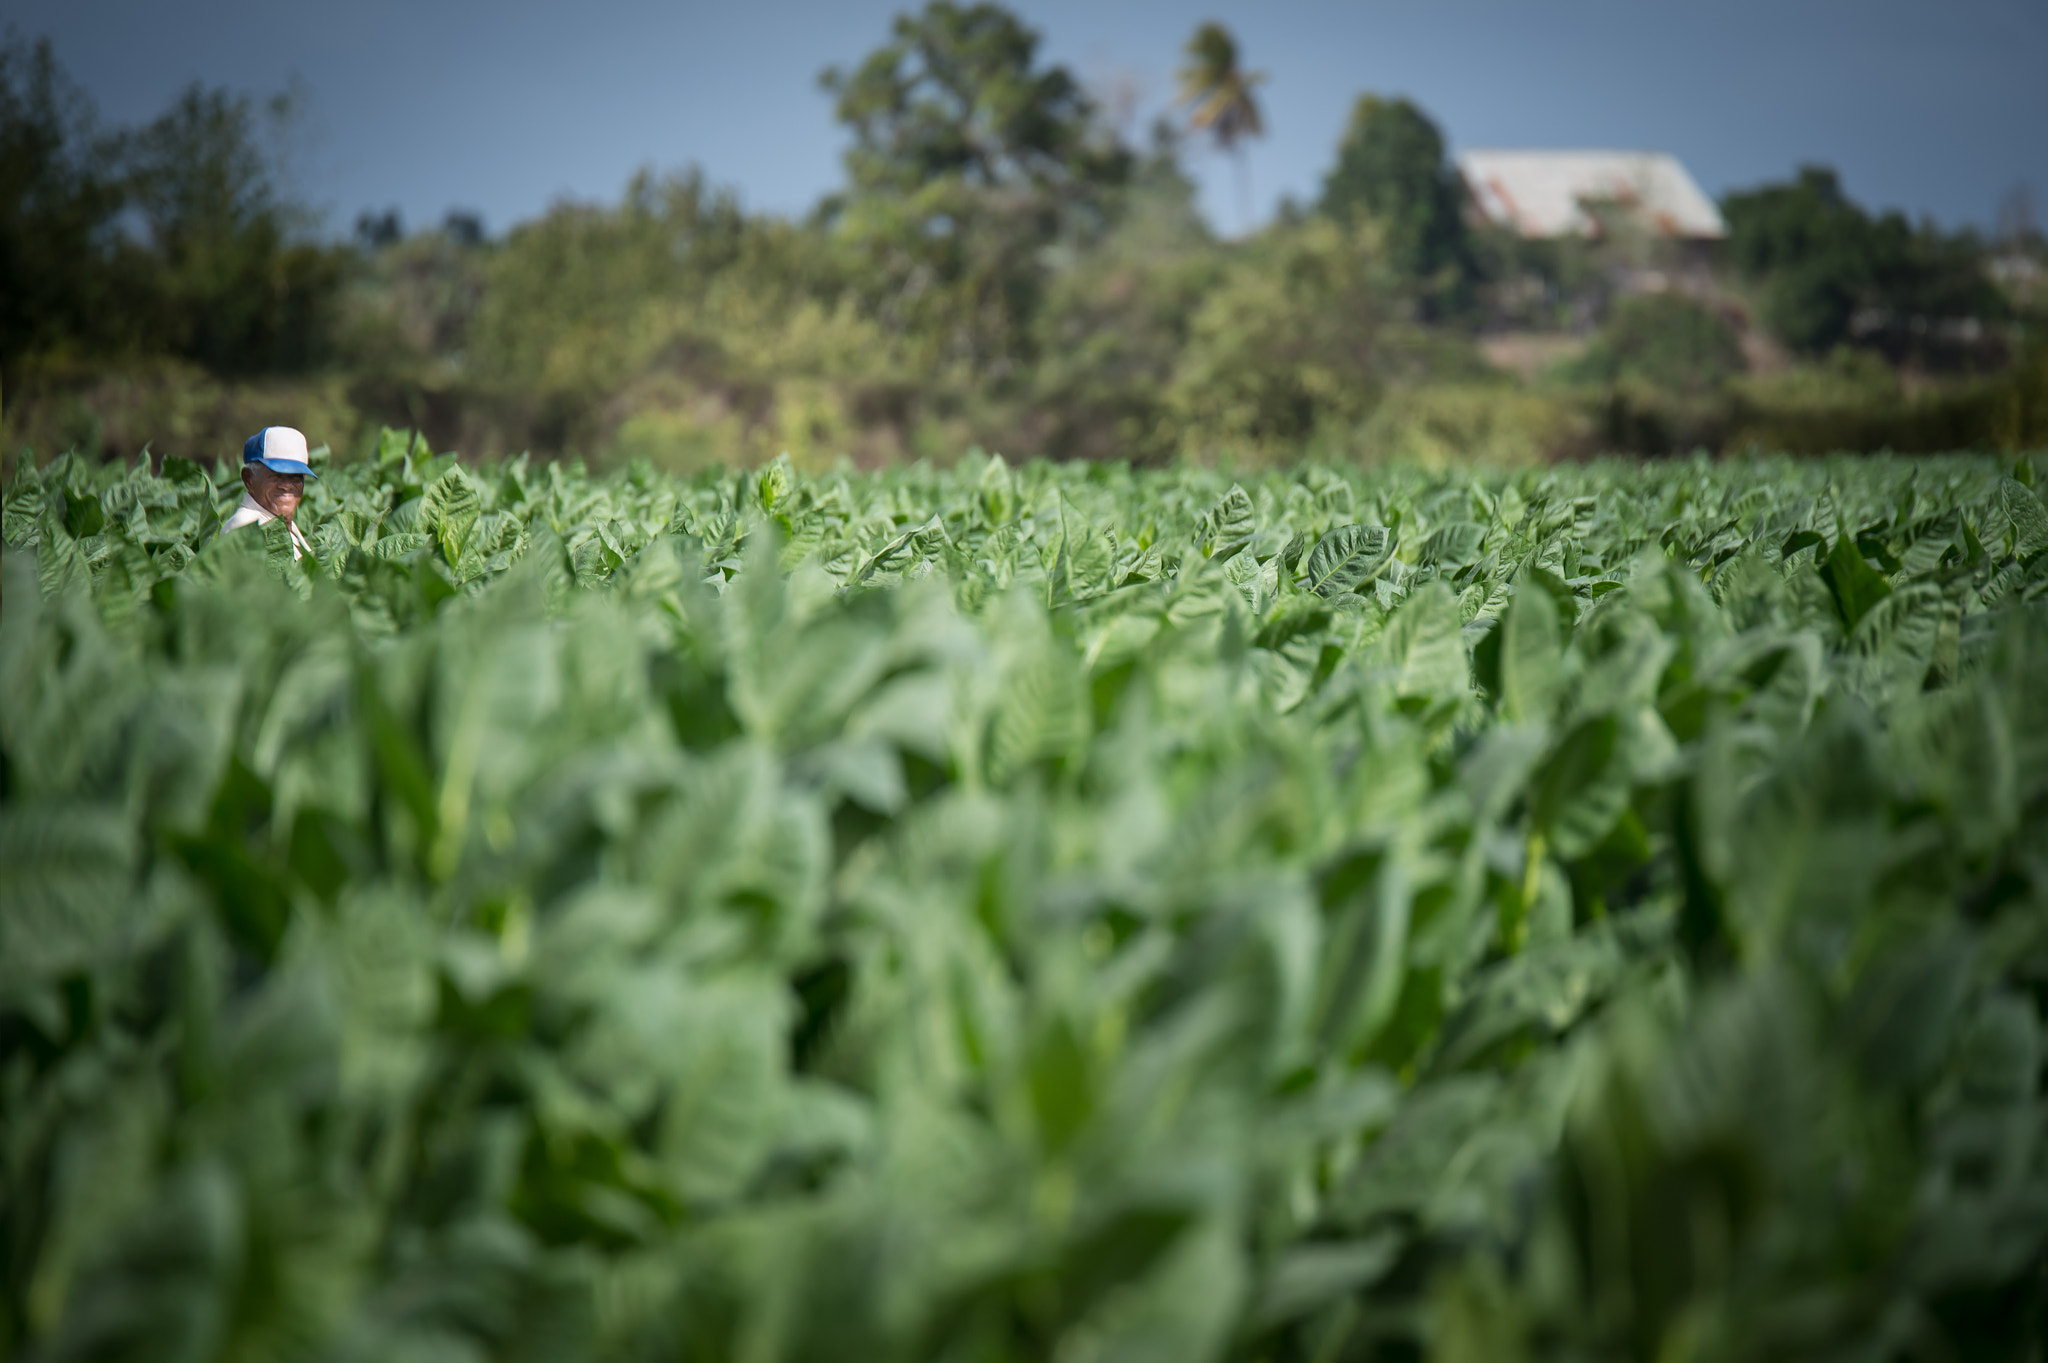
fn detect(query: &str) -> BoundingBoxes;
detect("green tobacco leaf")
[777,510,825,569]
[989,648,1088,783]
[1430,932,1626,1073]
[62,489,105,539]
[1500,575,1562,723]
[1026,1015,1099,1153]
[757,454,794,513]
[1998,477,2048,557]
[1256,1232,1403,1327]
[1420,521,1486,568]
[1312,849,1405,1058]
[1781,528,1827,561]
[848,516,939,586]
[160,455,210,487]
[382,496,423,535]
[1051,495,1116,605]
[260,517,299,575]
[1850,579,1944,669]
[375,425,410,465]
[364,532,430,561]
[557,970,794,1204]
[1303,524,1393,597]
[979,453,1017,525]
[1843,930,1974,1092]
[1821,532,1892,631]
[1200,484,1257,559]
[44,1160,246,1361]
[1529,713,1629,857]
[1384,582,1469,700]
[36,531,89,598]
[6,447,2047,1362]
[2,484,43,546]
[0,806,138,997]
[1335,1075,1503,1223]
[420,469,482,566]
[1226,546,1279,614]
[1278,530,1310,575]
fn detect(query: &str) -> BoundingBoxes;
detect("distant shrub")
[1355,383,1588,467]
[1724,165,2006,362]
[1732,345,1899,411]
[1564,293,1746,397]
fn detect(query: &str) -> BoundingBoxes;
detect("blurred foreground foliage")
[4,442,2048,1360]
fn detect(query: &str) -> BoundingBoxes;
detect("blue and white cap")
[242,426,319,477]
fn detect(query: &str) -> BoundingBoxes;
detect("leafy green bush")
[5,440,2048,1362]
[1564,292,1747,398]
[1723,166,2007,362]
[0,35,348,375]
[1721,344,2048,457]
[0,355,366,473]
[1356,382,1589,467]
[1317,94,1472,314]
[1165,216,1481,460]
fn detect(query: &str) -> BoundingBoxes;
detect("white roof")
[1455,149,1726,239]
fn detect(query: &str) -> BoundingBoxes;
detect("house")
[1455,150,1726,240]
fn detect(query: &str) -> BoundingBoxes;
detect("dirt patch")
[1479,332,1589,382]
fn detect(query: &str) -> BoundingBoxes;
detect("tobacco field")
[4,435,2047,1361]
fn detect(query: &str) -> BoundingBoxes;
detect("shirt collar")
[238,491,312,550]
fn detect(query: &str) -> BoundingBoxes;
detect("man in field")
[223,425,318,559]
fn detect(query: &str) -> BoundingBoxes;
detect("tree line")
[2,5,2041,466]
[0,38,339,373]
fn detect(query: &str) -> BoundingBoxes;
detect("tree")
[124,83,343,372]
[1167,216,1433,454]
[1722,167,1871,354]
[1994,184,2037,251]
[1030,123,1221,460]
[356,208,403,250]
[824,2,1122,199]
[2,33,345,376]
[0,33,129,359]
[471,169,762,399]
[1565,293,1746,398]
[1317,95,1469,311]
[1175,22,1264,234]
[821,2,1128,372]
[442,210,486,248]
[1724,166,2004,361]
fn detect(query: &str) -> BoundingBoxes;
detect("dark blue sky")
[14,0,2045,238]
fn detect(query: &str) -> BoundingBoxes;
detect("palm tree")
[1177,23,1265,234]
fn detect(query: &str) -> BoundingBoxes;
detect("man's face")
[244,463,305,521]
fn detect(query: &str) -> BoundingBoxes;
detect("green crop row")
[4,437,2047,1361]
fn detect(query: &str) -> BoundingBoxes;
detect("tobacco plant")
[3,434,2046,1361]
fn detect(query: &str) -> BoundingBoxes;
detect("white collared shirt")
[222,492,313,560]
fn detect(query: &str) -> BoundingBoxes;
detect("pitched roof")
[1455,149,1727,239]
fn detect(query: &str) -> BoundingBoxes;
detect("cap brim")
[254,457,318,478]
